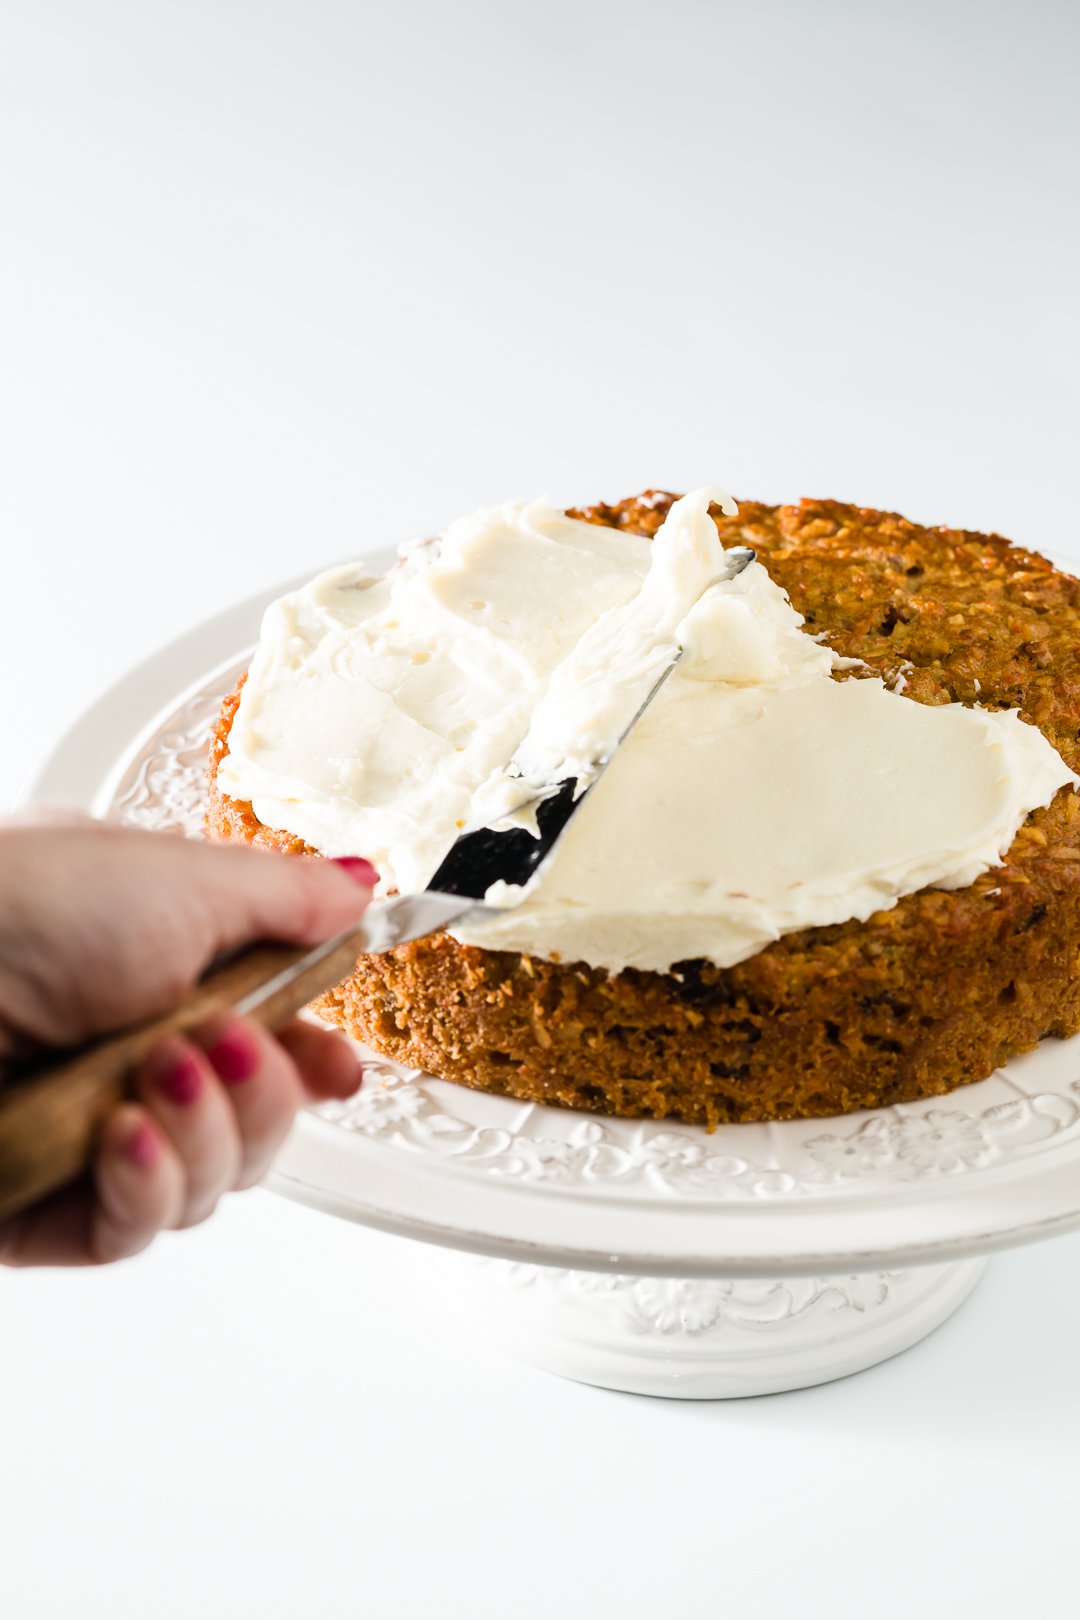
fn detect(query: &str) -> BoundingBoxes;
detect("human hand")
[0,815,375,1267]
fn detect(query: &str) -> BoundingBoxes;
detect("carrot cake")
[205,487,1080,1125]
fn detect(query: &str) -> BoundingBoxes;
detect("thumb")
[193,845,379,957]
[0,823,380,1054]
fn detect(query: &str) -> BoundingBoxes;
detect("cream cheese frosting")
[500,486,744,801]
[218,487,1078,975]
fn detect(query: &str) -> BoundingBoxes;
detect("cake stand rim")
[260,1107,1080,1277]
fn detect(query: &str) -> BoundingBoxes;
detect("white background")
[2,2,1080,1616]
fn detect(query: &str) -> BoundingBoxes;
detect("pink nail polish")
[206,1020,261,1085]
[125,1120,159,1172]
[157,1050,203,1107]
[332,856,379,887]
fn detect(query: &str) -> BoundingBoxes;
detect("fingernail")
[150,1046,203,1107]
[332,856,379,887]
[124,1120,159,1172]
[205,1018,261,1085]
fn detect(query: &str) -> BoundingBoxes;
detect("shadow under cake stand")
[25,569,1080,1399]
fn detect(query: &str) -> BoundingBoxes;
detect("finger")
[0,825,379,1051]
[90,1105,186,1264]
[194,846,379,956]
[134,1035,242,1229]
[275,1017,364,1103]
[195,1015,305,1189]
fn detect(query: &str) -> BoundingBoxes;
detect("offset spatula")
[0,548,755,1220]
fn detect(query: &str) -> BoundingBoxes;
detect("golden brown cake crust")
[205,494,1080,1126]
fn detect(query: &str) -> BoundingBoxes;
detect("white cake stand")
[23,563,1080,1399]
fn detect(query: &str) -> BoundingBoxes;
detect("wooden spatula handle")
[0,927,366,1224]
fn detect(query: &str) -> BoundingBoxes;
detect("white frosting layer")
[218,496,654,893]
[219,488,1077,975]
[503,485,742,799]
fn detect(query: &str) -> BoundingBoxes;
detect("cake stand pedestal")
[25,569,1080,1403]
[434,1254,987,1399]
